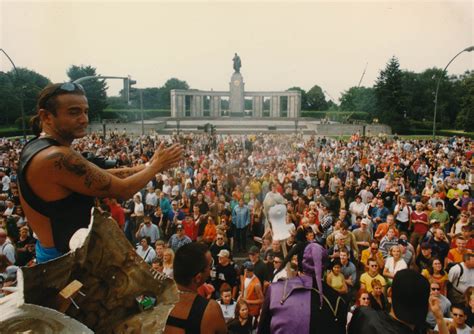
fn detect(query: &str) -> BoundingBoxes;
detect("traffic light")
[123,76,137,105]
[203,123,216,134]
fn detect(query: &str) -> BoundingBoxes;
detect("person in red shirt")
[108,198,125,230]
[182,214,199,241]
[410,202,429,250]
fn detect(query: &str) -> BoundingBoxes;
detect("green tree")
[0,68,50,125]
[374,56,408,133]
[159,78,189,109]
[402,68,459,127]
[66,65,108,120]
[455,71,474,131]
[306,84,328,110]
[0,72,18,125]
[287,86,309,110]
[339,86,376,115]
[141,87,165,109]
[326,100,339,111]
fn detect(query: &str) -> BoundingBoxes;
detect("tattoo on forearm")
[46,152,112,191]
[110,169,137,179]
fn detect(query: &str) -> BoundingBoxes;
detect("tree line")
[0,57,472,133]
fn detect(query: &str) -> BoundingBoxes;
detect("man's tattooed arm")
[107,165,146,179]
[46,151,112,191]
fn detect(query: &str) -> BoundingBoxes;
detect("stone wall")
[87,122,166,136]
[314,124,391,136]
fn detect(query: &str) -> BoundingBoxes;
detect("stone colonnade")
[171,90,301,118]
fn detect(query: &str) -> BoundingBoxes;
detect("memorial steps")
[162,118,311,134]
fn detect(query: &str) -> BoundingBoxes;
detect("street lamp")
[432,46,474,140]
[0,49,26,140]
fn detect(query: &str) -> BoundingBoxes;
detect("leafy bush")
[14,116,33,130]
[406,128,474,139]
[301,111,370,122]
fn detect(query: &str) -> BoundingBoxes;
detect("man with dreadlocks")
[257,242,348,334]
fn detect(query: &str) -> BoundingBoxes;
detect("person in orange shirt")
[446,236,470,267]
[203,216,218,244]
[374,214,399,241]
[361,240,385,271]
[239,261,264,317]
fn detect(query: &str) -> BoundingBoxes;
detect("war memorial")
[88,54,391,136]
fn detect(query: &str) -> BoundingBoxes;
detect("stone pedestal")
[229,72,244,115]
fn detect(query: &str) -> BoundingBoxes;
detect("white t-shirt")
[2,175,10,192]
[434,318,471,334]
[349,201,365,223]
[136,245,156,264]
[145,192,158,207]
[384,257,407,282]
[394,204,410,223]
[218,301,237,322]
[134,202,144,216]
[0,241,16,264]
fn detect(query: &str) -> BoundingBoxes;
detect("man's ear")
[38,108,53,123]
[193,272,203,286]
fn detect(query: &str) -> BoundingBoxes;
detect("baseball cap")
[217,249,230,258]
[248,246,260,255]
[391,269,430,326]
[176,224,183,230]
[430,219,440,225]
[361,219,369,225]
[242,261,254,271]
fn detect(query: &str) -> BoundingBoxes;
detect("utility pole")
[0,49,26,140]
[140,89,144,136]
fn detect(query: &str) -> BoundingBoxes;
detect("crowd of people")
[1,130,473,333]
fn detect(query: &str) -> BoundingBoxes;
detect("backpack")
[447,263,465,304]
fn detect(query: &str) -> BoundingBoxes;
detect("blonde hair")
[163,248,175,265]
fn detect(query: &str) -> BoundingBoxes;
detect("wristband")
[146,162,150,167]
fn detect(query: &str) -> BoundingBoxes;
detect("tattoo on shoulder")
[46,151,112,191]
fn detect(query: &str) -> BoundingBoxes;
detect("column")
[193,95,202,117]
[181,95,186,117]
[296,93,301,117]
[252,96,259,117]
[270,96,280,118]
[177,94,185,118]
[257,96,263,117]
[190,96,195,117]
[171,90,177,117]
[288,95,294,118]
[211,96,221,117]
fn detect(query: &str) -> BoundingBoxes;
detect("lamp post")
[0,49,26,140]
[432,46,474,140]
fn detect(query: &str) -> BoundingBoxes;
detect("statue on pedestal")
[233,53,241,73]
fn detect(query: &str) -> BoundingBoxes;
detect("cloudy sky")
[1,0,473,101]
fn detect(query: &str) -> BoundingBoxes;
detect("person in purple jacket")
[258,242,348,334]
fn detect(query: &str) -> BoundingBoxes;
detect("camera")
[81,152,118,169]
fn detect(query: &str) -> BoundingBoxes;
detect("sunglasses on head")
[40,82,85,108]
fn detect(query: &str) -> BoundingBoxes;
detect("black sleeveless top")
[18,137,95,253]
[166,294,209,334]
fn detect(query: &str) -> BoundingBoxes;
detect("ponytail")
[30,115,42,137]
